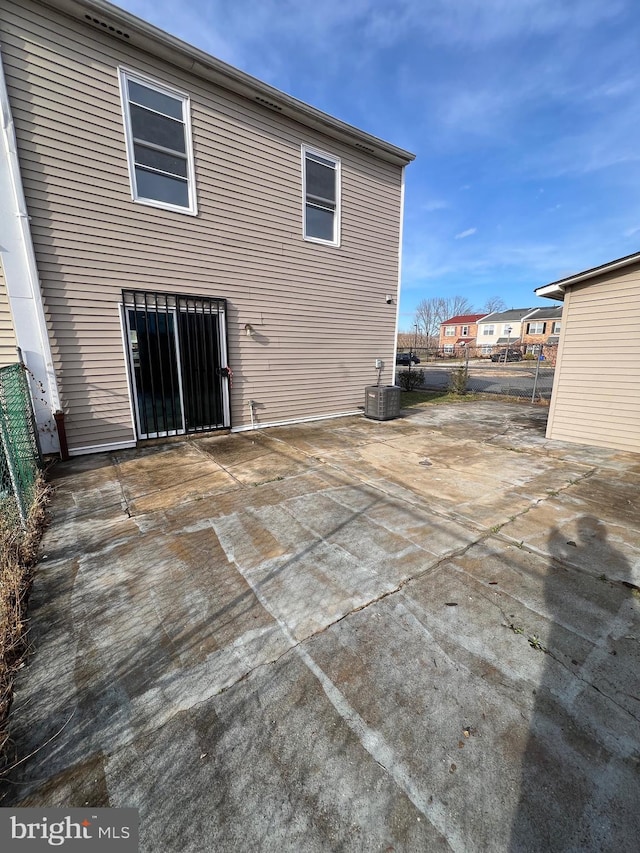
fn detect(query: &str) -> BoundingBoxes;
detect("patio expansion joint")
[110,454,133,518]
[484,464,599,546]
[440,566,640,727]
[212,535,486,703]
[547,649,640,724]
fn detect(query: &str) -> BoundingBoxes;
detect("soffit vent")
[84,14,130,39]
[254,95,283,112]
[355,142,375,154]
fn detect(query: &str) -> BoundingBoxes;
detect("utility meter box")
[364,385,401,421]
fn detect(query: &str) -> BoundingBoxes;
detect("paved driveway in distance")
[5,401,640,852]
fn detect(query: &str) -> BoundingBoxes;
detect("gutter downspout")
[392,165,405,386]
[0,45,61,454]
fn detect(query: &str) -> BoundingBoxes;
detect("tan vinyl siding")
[0,258,18,367]
[0,0,406,452]
[546,265,640,454]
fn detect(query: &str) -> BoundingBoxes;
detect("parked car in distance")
[395,352,421,365]
[490,349,523,363]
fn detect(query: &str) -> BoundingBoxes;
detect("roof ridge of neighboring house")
[442,313,486,324]
[522,306,563,319]
[479,308,535,321]
[41,0,415,167]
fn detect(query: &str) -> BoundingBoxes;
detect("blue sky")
[117,0,640,329]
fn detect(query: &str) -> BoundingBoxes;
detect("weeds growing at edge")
[0,475,49,784]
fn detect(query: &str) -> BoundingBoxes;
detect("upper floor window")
[302,147,340,246]
[444,326,456,336]
[527,322,545,334]
[552,321,562,333]
[119,69,197,215]
[482,325,495,336]
[461,325,469,336]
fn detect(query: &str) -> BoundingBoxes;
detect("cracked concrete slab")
[3,401,639,852]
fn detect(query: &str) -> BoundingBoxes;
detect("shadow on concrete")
[509,515,640,851]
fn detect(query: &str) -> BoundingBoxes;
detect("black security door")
[123,290,229,439]
[178,300,225,431]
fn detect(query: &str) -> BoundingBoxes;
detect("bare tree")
[482,295,506,314]
[414,295,474,339]
[414,298,440,339]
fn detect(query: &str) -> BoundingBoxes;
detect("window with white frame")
[482,324,495,336]
[303,147,340,245]
[481,345,492,355]
[119,69,197,214]
[444,326,456,336]
[552,321,562,333]
[444,344,455,354]
[527,322,545,334]
[503,324,514,335]
[461,325,469,336]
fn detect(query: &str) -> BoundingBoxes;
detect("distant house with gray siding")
[0,0,414,455]
[536,253,640,454]
[475,309,533,355]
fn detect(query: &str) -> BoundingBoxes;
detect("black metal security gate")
[122,289,230,439]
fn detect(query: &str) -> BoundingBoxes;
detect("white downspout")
[392,165,406,386]
[0,45,60,453]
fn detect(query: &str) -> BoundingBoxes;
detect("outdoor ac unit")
[364,385,401,421]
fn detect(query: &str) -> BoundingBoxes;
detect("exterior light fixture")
[244,323,254,337]
[504,326,512,363]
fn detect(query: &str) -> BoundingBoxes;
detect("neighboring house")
[0,0,414,456]
[0,260,18,368]
[438,314,485,355]
[536,252,640,454]
[476,309,533,355]
[521,306,563,354]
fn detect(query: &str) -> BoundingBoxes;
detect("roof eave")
[534,283,565,301]
[44,0,416,167]
[537,250,640,295]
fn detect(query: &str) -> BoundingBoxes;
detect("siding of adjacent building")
[0,0,405,452]
[546,265,640,453]
[0,258,18,367]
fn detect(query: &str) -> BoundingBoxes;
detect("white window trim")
[301,145,341,247]
[118,67,198,216]
[552,321,562,333]
[444,326,456,336]
[481,325,495,336]
[461,325,469,336]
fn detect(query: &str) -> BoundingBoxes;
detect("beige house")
[0,261,18,369]
[536,252,640,454]
[0,0,414,456]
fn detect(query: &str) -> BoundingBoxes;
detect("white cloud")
[420,199,449,212]
[455,228,477,239]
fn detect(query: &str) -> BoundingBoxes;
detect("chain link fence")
[397,344,557,402]
[0,364,42,526]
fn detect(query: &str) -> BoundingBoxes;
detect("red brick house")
[438,314,486,355]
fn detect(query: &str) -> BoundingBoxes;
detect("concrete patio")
[4,400,640,852]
